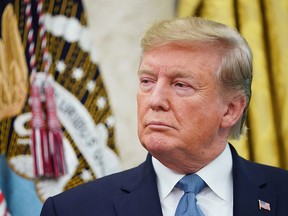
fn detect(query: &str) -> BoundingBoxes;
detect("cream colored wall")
[82,0,174,169]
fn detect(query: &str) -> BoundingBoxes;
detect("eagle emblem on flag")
[0,0,121,215]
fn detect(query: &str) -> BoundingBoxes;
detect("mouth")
[146,121,174,130]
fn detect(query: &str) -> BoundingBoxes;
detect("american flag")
[258,199,271,211]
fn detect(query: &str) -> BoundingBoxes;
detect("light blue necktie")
[175,174,206,216]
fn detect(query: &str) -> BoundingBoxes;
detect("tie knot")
[176,174,206,194]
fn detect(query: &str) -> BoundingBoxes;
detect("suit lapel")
[113,154,162,216]
[113,145,279,216]
[230,144,277,216]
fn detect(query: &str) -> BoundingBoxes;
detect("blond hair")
[140,17,253,139]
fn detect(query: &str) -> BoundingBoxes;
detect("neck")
[153,143,227,174]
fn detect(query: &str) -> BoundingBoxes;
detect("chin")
[141,138,173,156]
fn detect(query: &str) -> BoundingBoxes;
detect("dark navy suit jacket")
[40,144,288,216]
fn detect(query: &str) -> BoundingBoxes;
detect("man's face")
[137,44,229,173]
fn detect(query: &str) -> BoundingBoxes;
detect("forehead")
[139,43,222,77]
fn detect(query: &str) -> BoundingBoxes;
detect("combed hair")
[140,17,253,140]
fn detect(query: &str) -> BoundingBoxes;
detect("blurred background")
[0,0,287,215]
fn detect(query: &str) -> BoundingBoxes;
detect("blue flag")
[0,0,120,215]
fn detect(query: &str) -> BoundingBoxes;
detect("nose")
[148,81,170,111]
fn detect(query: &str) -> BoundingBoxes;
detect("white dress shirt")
[152,144,233,216]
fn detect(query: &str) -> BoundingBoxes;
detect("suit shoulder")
[230,144,288,180]
[239,156,288,182]
[53,161,145,200]
[41,163,146,216]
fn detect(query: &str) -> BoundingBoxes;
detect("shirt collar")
[197,144,233,202]
[152,144,233,202]
[152,156,184,200]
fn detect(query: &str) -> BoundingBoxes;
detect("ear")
[220,95,246,128]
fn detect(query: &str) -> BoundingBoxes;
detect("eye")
[140,78,150,84]
[173,81,195,96]
[174,82,190,89]
[139,77,155,92]
[140,77,154,85]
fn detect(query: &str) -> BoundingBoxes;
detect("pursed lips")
[145,121,174,130]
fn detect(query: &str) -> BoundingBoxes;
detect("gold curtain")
[177,0,288,169]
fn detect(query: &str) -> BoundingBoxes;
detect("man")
[41,17,288,216]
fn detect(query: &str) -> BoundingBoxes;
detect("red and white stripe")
[30,82,51,177]
[26,0,66,177]
[0,191,10,216]
[25,0,37,80]
[45,82,66,176]
[37,0,51,74]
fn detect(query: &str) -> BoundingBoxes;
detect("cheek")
[137,94,147,130]
[176,103,201,125]
[137,94,144,117]
[177,103,221,138]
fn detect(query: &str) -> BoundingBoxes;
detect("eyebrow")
[138,69,152,76]
[138,68,199,80]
